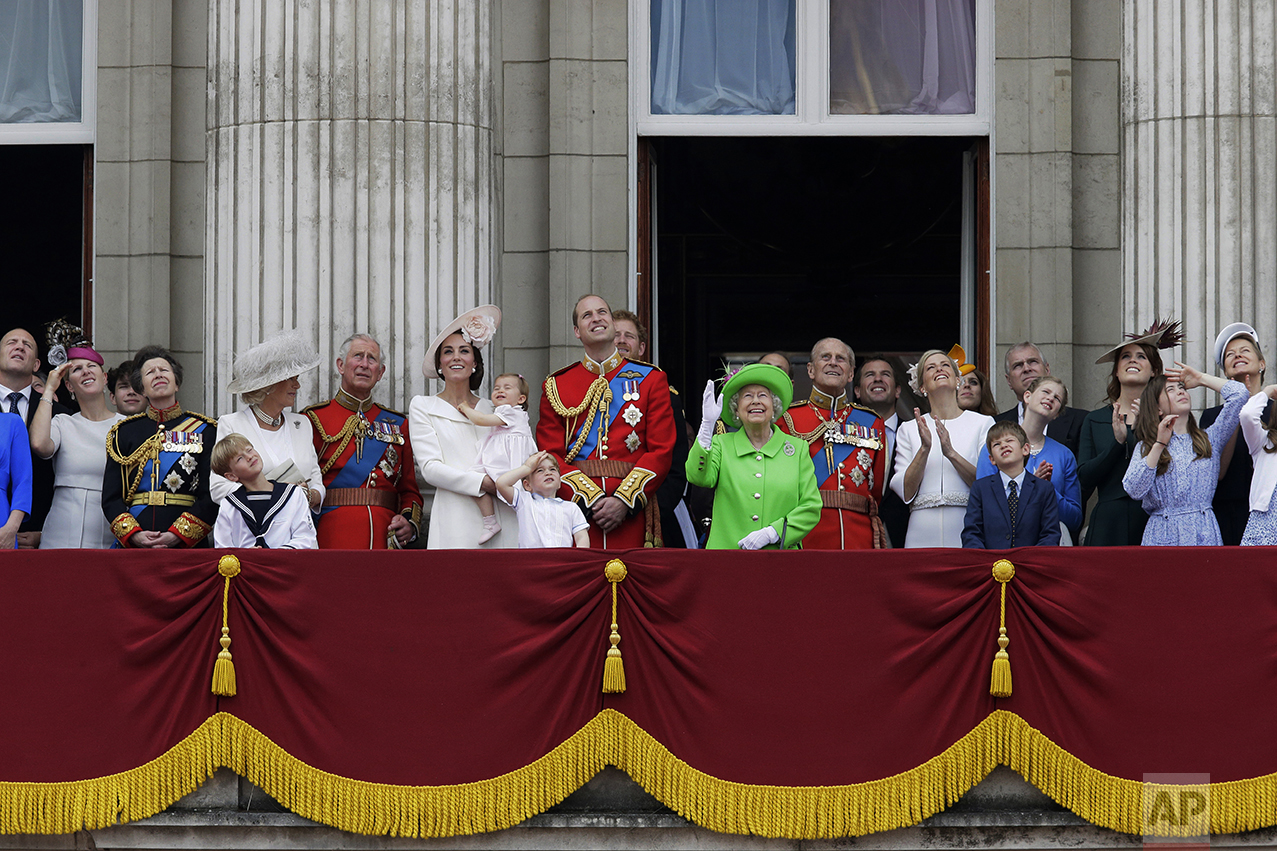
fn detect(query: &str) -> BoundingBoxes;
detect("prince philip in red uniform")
[778,337,888,548]
[536,295,677,548]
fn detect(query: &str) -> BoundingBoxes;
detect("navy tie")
[1007,479,1019,546]
[6,392,20,415]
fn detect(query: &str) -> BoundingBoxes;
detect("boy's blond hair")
[211,433,254,477]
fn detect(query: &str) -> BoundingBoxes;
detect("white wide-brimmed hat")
[1213,322,1262,370]
[422,305,502,379]
[225,329,323,394]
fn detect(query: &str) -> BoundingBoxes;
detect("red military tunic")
[537,350,677,548]
[303,389,423,549]
[778,388,888,549]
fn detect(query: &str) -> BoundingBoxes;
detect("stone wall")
[95,0,207,405]
[993,0,1122,408]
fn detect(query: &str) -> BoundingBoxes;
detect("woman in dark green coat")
[1078,321,1179,545]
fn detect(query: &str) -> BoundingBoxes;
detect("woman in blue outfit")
[976,375,1081,543]
[1123,363,1247,546]
[0,412,33,549]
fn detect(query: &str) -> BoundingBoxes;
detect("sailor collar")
[808,387,849,414]
[146,402,184,423]
[582,349,624,376]
[336,387,376,413]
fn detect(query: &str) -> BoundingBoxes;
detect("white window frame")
[632,0,992,136]
[0,0,98,144]
[628,0,997,357]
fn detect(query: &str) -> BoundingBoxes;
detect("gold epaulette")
[183,410,218,426]
[788,399,811,409]
[380,405,407,418]
[547,362,577,378]
[622,357,664,372]
[851,402,882,418]
[299,402,326,415]
[670,385,679,396]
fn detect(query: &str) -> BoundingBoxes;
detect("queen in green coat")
[687,363,822,549]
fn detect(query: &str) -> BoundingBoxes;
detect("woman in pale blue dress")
[976,376,1081,543]
[1123,364,1247,546]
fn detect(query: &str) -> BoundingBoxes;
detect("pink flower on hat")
[461,314,497,347]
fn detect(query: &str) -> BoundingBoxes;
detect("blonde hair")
[494,373,531,410]
[211,433,254,477]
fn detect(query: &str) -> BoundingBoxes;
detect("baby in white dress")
[460,373,538,543]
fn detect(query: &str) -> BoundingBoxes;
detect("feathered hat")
[1095,318,1185,364]
[225,329,323,394]
[44,318,102,366]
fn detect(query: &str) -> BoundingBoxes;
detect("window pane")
[0,0,84,123]
[829,0,975,115]
[651,0,796,115]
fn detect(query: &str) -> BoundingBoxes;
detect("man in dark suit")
[854,354,911,548]
[0,328,66,548]
[962,422,1061,549]
[995,341,1086,459]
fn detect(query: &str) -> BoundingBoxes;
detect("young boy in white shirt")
[211,434,318,549]
[496,450,590,548]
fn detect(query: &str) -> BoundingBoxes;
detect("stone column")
[1123,0,1277,371]
[205,0,495,414]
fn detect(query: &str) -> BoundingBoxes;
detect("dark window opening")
[651,135,974,401]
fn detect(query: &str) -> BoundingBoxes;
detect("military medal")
[163,470,184,492]
[850,467,866,486]
[857,449,872,470]
[626,433,641,452]
[622,404,643,427]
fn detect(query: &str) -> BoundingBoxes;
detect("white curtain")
[651,0,796,115]
[829,0,975,115]
[0,0,83,123]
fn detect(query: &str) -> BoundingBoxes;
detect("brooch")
[783,441,795,456]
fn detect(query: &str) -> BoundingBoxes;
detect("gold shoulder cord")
[308,410,366,475]
[781,410,827,444]
[105,424,165,504]
[545,375,612,462]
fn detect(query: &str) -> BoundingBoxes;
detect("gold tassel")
[989,559,1015,697]
[602,558,628,693]
[211,554,241,697]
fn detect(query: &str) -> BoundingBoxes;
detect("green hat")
[721,363,793,427]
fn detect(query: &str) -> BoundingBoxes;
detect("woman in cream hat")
[1197,322,1266,544]
[209,329,326,510]
[408,305,516,548]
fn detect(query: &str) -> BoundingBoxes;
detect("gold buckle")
[148,491,166,506]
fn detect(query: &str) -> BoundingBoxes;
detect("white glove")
[738,526,780,550]
[697,379,722,450]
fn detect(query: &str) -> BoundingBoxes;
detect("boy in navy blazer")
[962,422,1061,548]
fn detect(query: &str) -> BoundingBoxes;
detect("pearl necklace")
[251,405,283,428]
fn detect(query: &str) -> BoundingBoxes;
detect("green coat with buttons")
[686,427,822,550]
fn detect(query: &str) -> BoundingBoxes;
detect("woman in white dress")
[29,341,123,548]
[409,305,516,549]
[890,348,994,547]
[209,329,325,511]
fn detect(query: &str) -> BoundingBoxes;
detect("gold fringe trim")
[5,710,1277,838]
[0,716,224,835]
